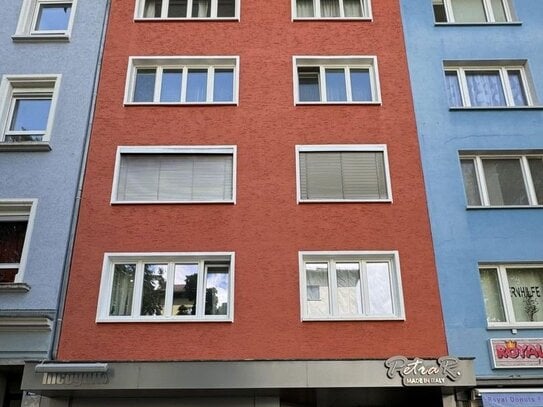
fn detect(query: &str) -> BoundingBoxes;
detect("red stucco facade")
[58,0,447,361]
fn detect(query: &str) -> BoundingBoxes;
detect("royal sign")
[490,338,543,368]
[384,356,462,386]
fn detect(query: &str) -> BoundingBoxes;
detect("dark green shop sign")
[385,356,462,386]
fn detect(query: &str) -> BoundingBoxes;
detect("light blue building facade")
[400,0,543,405]
[0,0,108,405]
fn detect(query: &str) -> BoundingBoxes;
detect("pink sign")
[490,338,543,369]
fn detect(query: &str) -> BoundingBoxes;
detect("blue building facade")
[401,0,543,404]
[0,0,108,405]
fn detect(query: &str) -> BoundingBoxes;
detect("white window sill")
[134,17,239,22]
[450,106,543,111]
[124,102,238,106]
[97,317,233,323]
[0,283,31,292]
[111,200,235,205]
[293,17,372,21]
[467,205,543,210]
[302,315,405,322]
[299,198,392,203]
[0,142,51,152]
[435,22,521,26]
[296,101,381,106]
[487,324,543,330]
[12,34,70,43]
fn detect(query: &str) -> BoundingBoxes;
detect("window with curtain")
[301,252,403,320]
[298,147,390,201]
[101,254,233,322]
[460,154,543,207]
[432,0,513,23]
[115,149,235,203]
[294,0,368,18]
[139,0,237,18]
[444,64,533,108]
[0,202,33,284]
[480,265,543,326]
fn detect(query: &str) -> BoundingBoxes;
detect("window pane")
[528,158,543,205]
[134,69,156,102]
[367,262,394,315]
[0,221,27,264]
[350,69,372,101]
[140,264,167,316]
[109,264,135,316]
[35,4,71,30]
[451,0,487,22]
[445,72,462,107]
[306,263,330,316]
[508,70,528,106]
[336,263,362,315]
[205,265,230,315]
[10,99,51,131]
[298,67,320,102]
[217,0,236,17]
[483,159,529,205]
[325,68,347,102]
[172,264,198,315]
[144,0,162,17]
[343,0,362,17]
[507,268,543,323]
[213,69,234,102]
[433,0,447,22]
[490,0,507,22]
[186,69,208,102]
[192,0,211,17]
[0,269,19,284]
[168,0,188,17]
[321,0,340,17]
[461,159,482,206]
[160,69,182,102]
[466,71,506,106]
[296,0,314,17]
[479,268,506,323]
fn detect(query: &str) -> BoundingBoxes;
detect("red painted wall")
[58,0,447,360]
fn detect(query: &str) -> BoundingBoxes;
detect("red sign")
[490,338,543,369]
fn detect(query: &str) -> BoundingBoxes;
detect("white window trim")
[481,264,543,329]
[293,56,381,105]
[291,0,372,20]
[0,199,38,285]
[96,252,235,323]
[111,145,237,204]
[125,56,240,105]
[444,63,536,108]
[299,251,405,321]
[13,0,77,41]
[134,0,240,20]
[0,75,61,150]
[435,0,514,24]
[461,153,543,208]
[295,144,393,203]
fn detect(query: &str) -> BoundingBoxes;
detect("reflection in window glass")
[445,72,462,107]
[490,0,507,22]
[186,69,208,102]
[213,69,234,102]
[461,159,482,206]
[169,0,188,17]
[217,0,236,17]
[173,264,198,315]
[0,221,28,283]
[306,263,330,316]
[296,0,314,17]
[325,69,347,102]
[134,69,156,102]
[10,99,51,132]
[479,268,506,323]
[298,68,320,102]
[205,265,230,315]
[35,4,72,31]
[336,263,362,315]
[350,69,371,101]
[140,264,167,316]
[110,264,136,316]
[160,69,183,102]
[367,262,393,315]
[451,0,486,22]
[508,70,528,106]
[528,158,543,204]
[483,159,528,205]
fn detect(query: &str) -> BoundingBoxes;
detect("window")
[97,253,234,322]
[0,75,60,149]
[296,145,392,202]
[14,0,76,41]
[293,0,371,19]
[444,63,535,108]
[0,201,35,285]
[126,57,239,104]
[480,264,543,327]
[460,153,543,207]
[135,0,239,19]
[294,57,380,104]
[300,252,404,321]
[112,146,236,203]
[433,0,515,23]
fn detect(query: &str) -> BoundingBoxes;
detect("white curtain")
[110,265,135,316]
[336,264,362,315]
[144,0,160,17]
[321,0,340,17]
[508,70,527,106]
[193,0,210,17]
[297,0,314,17]
[466,71,505,106]
[479,269,506,323]
[343,0,362,17]
[445,72,462,107]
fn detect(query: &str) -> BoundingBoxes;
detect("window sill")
[111,200,235,205]
[467,205,543,210]
[124,102,238,106]
[134,17,239,22]
[0,142,51,152]
[434,22,521,27]
[450,106,543,111]
[0,316,52,331]
[487,324,543,330]
[302,316,405,322]
[298,199,392,203]
[296,101,381,106]
[12,34,70,43]
[293,17,372,21]
[96,317,233,323]
[0,283,31,293]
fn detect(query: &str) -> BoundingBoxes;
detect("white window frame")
[134,0,240,20]
[460,153,543,208]
[0,200,38,285]
[433,0,515,24]
[480,264,543,329]
[299,251,405,321]
[293,56,381,105]
[97,252,235,323]
[13,0,77,41]
[0,75,61,149]
[291,0,372,20]
[444,63,535,108]
[295,144,393,203]
[125,56,239,105]
[111,145,237,204]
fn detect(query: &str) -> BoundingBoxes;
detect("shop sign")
[482,392,543,407]
[384,356,462,386]
[41,372,109,386]
[490,338,543,369]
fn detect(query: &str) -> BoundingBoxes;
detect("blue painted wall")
[0,0,107,359]
[400,0,543,377]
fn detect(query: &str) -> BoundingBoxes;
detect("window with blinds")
[115,151,234,203]
[298,149,389,201]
